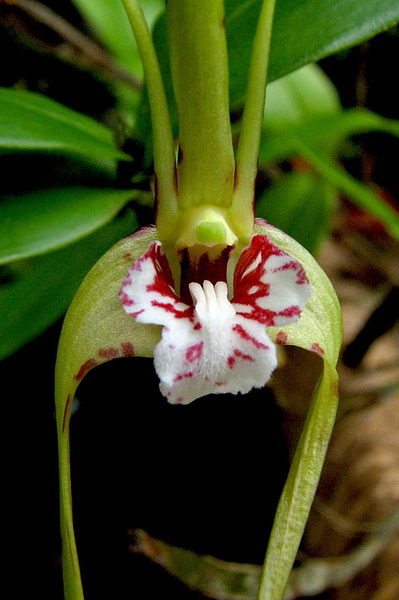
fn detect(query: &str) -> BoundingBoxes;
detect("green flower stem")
[120,0,177,225]
[233,0,277,228]
[167,0,235,209]
[57,397,84,600]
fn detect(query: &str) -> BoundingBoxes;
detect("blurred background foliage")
[1,1,399,598]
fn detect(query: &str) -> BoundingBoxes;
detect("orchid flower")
[55,2,342,600]
[119,230,311,404]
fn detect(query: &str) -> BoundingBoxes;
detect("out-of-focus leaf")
[256,171,336,254]
[129,513,399,600]
[0,186,140,264]
[261,107,399,164]
[264,64,340,126]
[283,137,399,240]
[0,88,130,161]
[0,210,138,360]
[70,0,164,77]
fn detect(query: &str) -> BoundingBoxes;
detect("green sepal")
[254,219,341,600]
[55,225,161,600]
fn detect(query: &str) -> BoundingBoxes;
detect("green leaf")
[256,171,336,254]
[144,0,399,146]
[70,0,164,78]
[292,107,399,152]
[253,219,341,600]
[0,186,140,264]
[0,210,138,360]
[227,0,399,107]
[55,226,161,600]
[0,88,130,161]
[261,107,399,163]
[264,64,340,126]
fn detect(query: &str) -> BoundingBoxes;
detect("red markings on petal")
[232,234,311,328]
[186,342,203,363]
[74,358,99,381]
[227,348,255,368]
[98,347,120,359]
[295,266,309,285]
[276,331,288,345]
[234,234,284,290]
[232,323,269,350]
[279,305,301,319]
[62,395,72,432]
[234,349,255,361]
[119,290,134,306]
[145,245,176,297]
[272,261,309,285]
[173,371,194,382]
[121,342,135,357]
[151,299,193,320]
[311,342,325,356]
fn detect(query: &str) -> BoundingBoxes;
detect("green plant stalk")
[167,0,235,209]
[233,0,277,226]
[120,0,177,225]
[57,395,84,600]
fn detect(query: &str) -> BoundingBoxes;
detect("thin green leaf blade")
[0,187,139,264]
[0,88,130,161]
